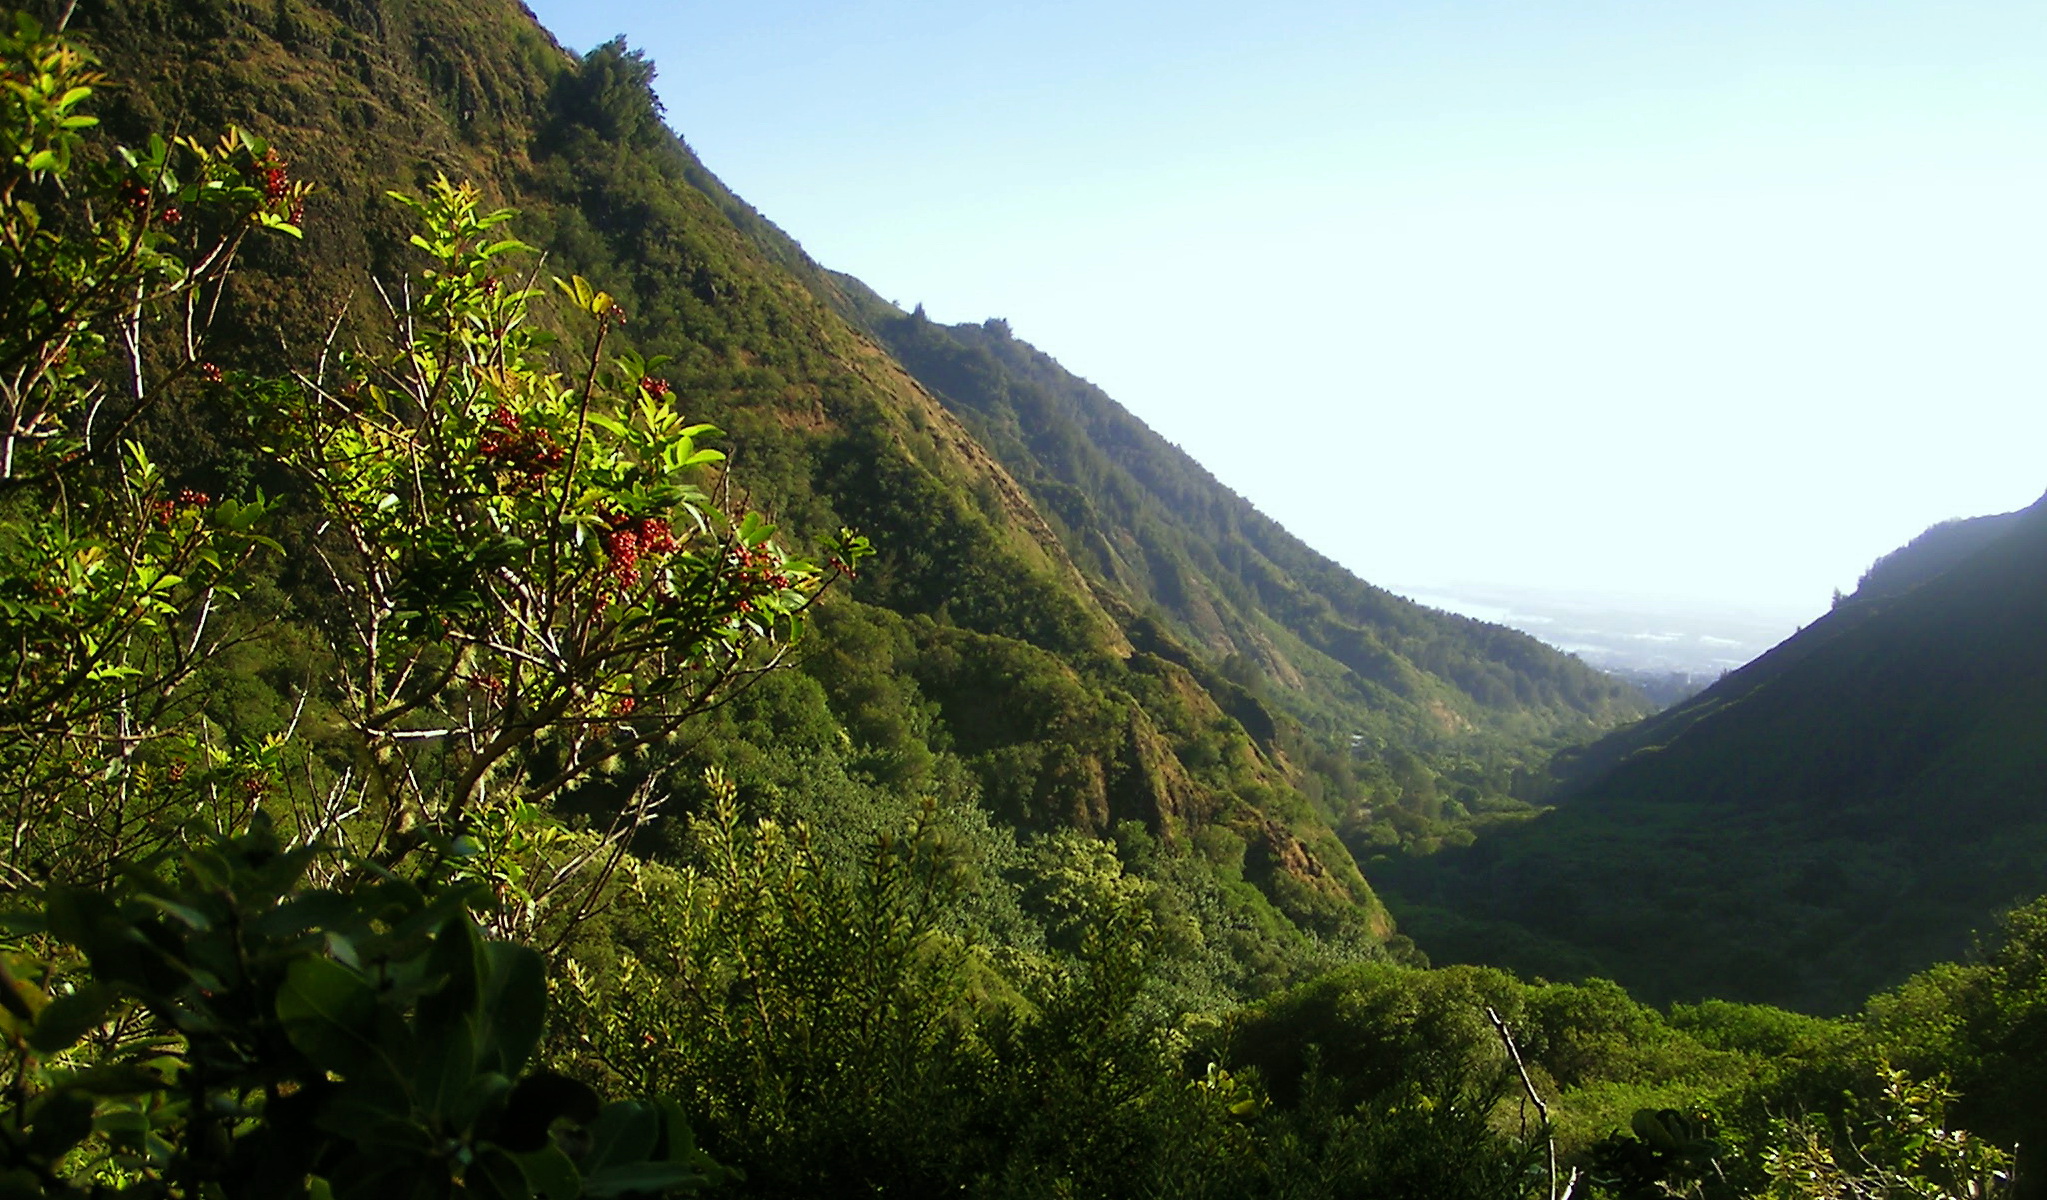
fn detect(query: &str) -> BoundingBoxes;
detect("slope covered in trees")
[1852,502,2036,603]
[6,11,2047,1199]
[1385,495,2047,1013]
[58,0,1647,967]
[836,289,1645,743]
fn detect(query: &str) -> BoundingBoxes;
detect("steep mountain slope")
[65,0,1643,983]
[830,291,1648,753]
[1854,507,2032,602]
[1385,493,2047,1012]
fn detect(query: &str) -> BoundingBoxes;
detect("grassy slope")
[1383,494,2047,1012]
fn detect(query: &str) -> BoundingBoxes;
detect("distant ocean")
[1396,582,1821,679]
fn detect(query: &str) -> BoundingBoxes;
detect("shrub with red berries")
[257,155,290,201]
[248,178,871,881]
[150,487,213,527]
[474,404,565,487]
[600,511,685,589]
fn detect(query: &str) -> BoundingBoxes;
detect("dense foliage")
[836,290,1649,858]
[1,10,2043,1200]
[53,0,1667,966]
[1387,494,2047,1013]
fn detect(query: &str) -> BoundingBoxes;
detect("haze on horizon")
[523,0,2047,620]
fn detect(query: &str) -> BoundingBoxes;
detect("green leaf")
[276,956,380,1075]
[650,1097,694,1161]
[27,982,116,1054]
[418,917,486,1039]
[579,1102,657,1177]
[315,1092,438,1155]
[0,908,44,936]
[47,889,173,995]
[27,1089,94,1160]
[735,512,773,547]
[479,941,546,1076]
[459,1071,514,1132]
[90,1107,153,1143]
[252,890,355,941]
[555,276,594,308]
[467,1147,534,1200]
[581,1162,706,1198]
[509,1146,580,1200]
[59,1063,167,1096]
[410,1013,476,1122]
[135,894,212,931]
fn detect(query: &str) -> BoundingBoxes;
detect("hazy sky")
[523,0,2047,615]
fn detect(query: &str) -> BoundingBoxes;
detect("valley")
[1,1,2043,1196]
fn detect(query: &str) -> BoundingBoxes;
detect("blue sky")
[524,0,2047,616]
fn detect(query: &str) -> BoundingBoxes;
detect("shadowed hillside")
[1384,493,2047,1012]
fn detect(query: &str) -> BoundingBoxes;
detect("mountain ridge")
[1385,492,2047,1011]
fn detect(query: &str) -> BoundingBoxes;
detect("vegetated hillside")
[828,291,1650,858]
[23,16,2047,1199]
[1381,492,2047,1013]
[1853,506,2032,602]
[835,292,1648,748]
[62,0,1642,992]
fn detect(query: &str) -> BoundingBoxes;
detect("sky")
[523,0,2047,618]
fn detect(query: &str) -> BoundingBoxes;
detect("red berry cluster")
[259,159,289,202]
[114,183,183,225]
[723,543,795,614]
[252,154,306,223]
[601,511,681,589]
[151,487,212,527]
[198,361,223,383]
[610,695,636,717]
[639,376,672,399]
[475,405,564,487]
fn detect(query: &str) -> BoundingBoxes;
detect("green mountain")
[25,9,2047,1197]
[66,0,1644,987]
[1854,506,2032,602]
[832,288,1646,745]
[1385,494,2047,1013]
